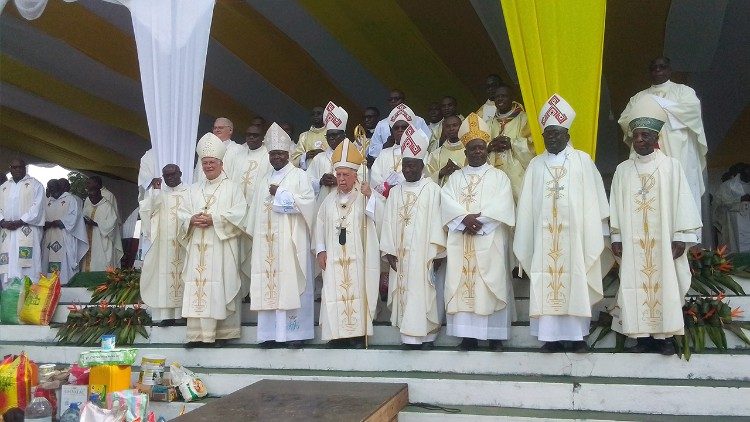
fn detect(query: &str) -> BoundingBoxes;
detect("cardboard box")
[58,384,88,415]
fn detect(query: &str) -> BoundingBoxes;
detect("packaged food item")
[137,383,177,403]
[0,277,28,324]
[79,349,138,367]
[106,389,149,422]
[19,273,61,325]
[88,365,131,406]
[80,401,126,422]
[169,363,207,402]
[0,353,39,414]
[138,355,166,386]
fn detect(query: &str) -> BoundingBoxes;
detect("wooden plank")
[174,380,408,422]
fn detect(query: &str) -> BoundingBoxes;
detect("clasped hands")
[190,212,214,228]
[462,213,483,235]
[611,241,686,259]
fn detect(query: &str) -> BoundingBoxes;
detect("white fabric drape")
[125,0,215,183]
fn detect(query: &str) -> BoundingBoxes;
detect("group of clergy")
[0,162,124,288]
[132,58,703,355]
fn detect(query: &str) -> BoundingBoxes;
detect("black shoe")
[214,339,228,348]
[540,341,565,353]
[156,319,175,328]
[183,341,202,349]
[657,339,676,356]
[350,337,366,349]
[401,343,421,351]
[287,340,304,349]
[242,294,251,303]
[174,318,187,325]
[568,341,588,353]
[421,341,435,351]
[327,339,347,349]
[488,339,504,352]
[627,337,653,353]
[457,337,478,351]
[259,340,277,349]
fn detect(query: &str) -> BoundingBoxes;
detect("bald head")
[213,117,234,141]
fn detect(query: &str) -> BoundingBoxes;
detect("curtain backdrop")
[501,0,606,158]
[126,0,215,182]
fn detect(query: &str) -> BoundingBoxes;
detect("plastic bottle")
[60,403,81,422]
[25,390,53,422]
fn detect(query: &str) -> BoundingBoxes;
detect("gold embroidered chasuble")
[82,196,123,271]
[425,140,466,187]
[369,145,405,235]
[42,192,88,284]
[513,146,609,319]
[246,164,315,311]
[225,145,271,201]
[441,164,516,316]
[139,184,190,318]
[381,178,446,338]
[292,126,327,168]
[609,150,701,337]
[315,188,380,340]
[177,175,247,323]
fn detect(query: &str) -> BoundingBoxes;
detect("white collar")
[205,174,227,185]
[634,149,662,164]
[543,144,573,165]
[463,162,491,175]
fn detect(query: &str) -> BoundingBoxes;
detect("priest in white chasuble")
[442,113,516,351]
[618,57,707,231]
[514,94,609,353]
[425,115,466,187]
[1,158,46,285]
[381,124,447,349]
[178,133,248,348]
[139,164,190,326]
[42,180,88,285]
[486,85,528,202]
[307,101,352,215]
[315,139,380,348]
[82,176,123,271]
[610,95,702,355]
[291,106,327,169]
[225,124,270,202]
[246,123,316,349]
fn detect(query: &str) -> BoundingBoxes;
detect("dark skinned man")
[292,106,326,169]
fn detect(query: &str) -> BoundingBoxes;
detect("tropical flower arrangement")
[56,301,151,346]
[89,267,142,305]
[590,246,749,359]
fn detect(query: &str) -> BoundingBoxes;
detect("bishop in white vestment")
[315,139,380,348]
[610,95,702,355]
[82,176,123,271]
[381,124,447,349]
[307,101,351,216]
[0,159,46,285]
[139,165,190,325]
[442,114,516,351]
[178,133,248,347]
[246,123,316,348]
[514,94,610,352]
[42,180,88,285]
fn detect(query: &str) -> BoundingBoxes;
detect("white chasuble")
[178,175,247,341]
[514,146,610,341]
[307,150,366,220]
[42,192,88,284]
[225,145,271,202]
[369,146,405,234]
[381,178,446,342]
[619,81,707,217]
[315,188,380,340]
[247,163,315,342]
[139,184,190,320]
[0,176,45,285]
[82,196,123,272]
[609,150,702,338]
[441,164,516,339]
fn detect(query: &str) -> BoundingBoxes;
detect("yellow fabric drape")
[501,0,606,158]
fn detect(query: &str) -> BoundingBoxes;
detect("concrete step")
[5,320,749,350]
[4,343,748,382]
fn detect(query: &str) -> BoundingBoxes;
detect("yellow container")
[88,365,132,404]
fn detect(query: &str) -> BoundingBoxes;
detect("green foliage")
[67,171,88,200]
[56,303,151,346]
[89,268,142,305]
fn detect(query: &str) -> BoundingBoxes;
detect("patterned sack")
[0,277,29,324]
[19,272,61,325]
[0,353,39,414]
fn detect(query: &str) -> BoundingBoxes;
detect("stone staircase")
[1,276,749,420]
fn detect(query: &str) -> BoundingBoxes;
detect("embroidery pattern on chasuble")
[262,197,279,308]
[334,195,359,334]
[83,207,97,271]
[394,191,418,320]
[241,161,259,195]
[634,172,662,327]
[191,191,218,314]
[458,173,484,309]
[543,165,570,313]
[168,195,185,304]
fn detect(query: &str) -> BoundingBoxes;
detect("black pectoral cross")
[338,226,346,245]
